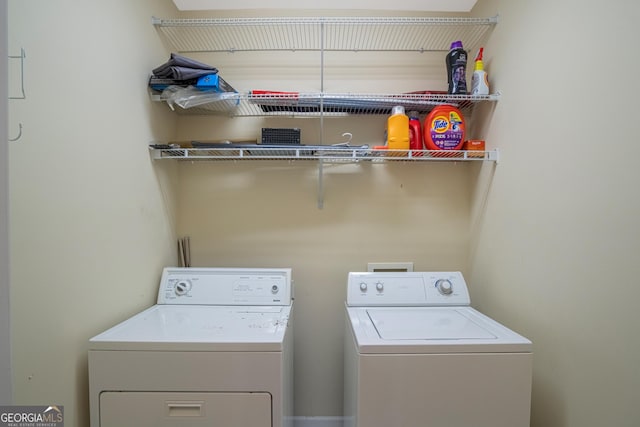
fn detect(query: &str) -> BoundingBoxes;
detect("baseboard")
[292,416,344,427]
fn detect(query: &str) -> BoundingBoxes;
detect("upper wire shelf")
[152,15,498,53]
[150,16,499,117]
[150,91,499,117]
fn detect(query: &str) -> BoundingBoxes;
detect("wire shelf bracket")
[8,48,26,100]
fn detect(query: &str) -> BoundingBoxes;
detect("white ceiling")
[172,0,478,12]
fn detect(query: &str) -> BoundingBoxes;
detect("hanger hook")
[332,132,353,146]
[9,123,23,142]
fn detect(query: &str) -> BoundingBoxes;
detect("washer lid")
[89,304,291,352]
[368,307,496,340]
[346,305,531,354]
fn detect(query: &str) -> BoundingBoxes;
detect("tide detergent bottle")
[424,105,466,152]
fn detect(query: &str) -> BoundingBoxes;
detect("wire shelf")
[150,15,500,208]
[150,91,499,117]
[150,146,498,163]
[150,15,499,117]
[152,16,498,53]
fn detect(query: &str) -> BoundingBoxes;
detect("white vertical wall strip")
[0,0,12,405]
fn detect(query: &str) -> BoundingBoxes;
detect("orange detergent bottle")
[386,106,410,150]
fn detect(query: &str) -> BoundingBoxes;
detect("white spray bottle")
[471,47,490,95]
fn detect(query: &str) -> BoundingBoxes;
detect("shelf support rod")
[317,159,324,209]
[319,21,325,145]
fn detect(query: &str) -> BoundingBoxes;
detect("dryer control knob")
[376,282,384,292]
[271,284,279,294]
[436,279,453,295]
[174,280,191,296]
[359,282,368,292]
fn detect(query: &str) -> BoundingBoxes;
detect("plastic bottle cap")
[450,40,463,50]
[391,105,405,115]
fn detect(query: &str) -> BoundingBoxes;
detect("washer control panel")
[346,271,470,307]
[157,267,292,306]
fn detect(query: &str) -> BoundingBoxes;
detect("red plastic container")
[408,111,423,151]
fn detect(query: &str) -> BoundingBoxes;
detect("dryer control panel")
[346,271,470,307]
[157,267,292,306]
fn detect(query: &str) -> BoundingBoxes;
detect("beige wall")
[7,1,640,427]
[8,0,178,426]
[469,0,640,426]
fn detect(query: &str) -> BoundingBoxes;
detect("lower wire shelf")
[149,146,499,163]
[150,146,499,209]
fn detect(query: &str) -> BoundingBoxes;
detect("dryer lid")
[89,304,291,351]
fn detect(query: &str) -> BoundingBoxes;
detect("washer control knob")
[174,280,191,296]
[271,284,279,294]
[359,282,368,292]
[436,279,453,295]
[376,282,384,292]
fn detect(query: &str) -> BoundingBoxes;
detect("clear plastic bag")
[162,85,240,111]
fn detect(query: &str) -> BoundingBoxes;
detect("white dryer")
[89,267,293,427]
[344,271,532,427]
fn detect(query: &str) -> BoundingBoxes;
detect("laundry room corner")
[1,0,11,406]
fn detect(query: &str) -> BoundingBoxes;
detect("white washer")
[344,271,532,427]
[89,267,293,427]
